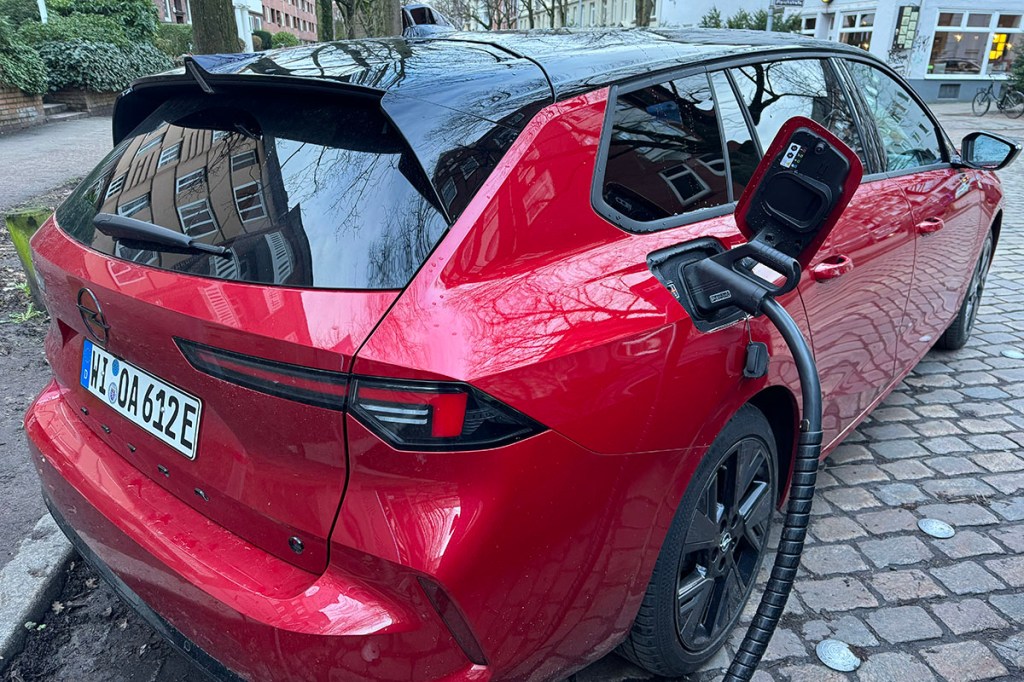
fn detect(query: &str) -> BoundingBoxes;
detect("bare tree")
[317,0,334,41]
[191,0,240,53]
[520,0,536,28]
[635,0,654,27]
[332,0,402,38]
[537,0,569,27]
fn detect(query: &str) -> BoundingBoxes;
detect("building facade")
[261,0,320,42]
[152,0,316,48]
[155,0,191,24]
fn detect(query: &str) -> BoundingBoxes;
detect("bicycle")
[972,82,1024,118]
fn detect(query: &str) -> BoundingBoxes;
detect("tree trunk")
[191,0,240,54]
[635,0,654,26]
[318,0,334,41]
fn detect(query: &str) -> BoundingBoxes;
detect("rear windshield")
[56,89,448,290]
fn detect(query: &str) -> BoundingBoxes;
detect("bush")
[36,40,172,92]
[18,13,131,48]
[154,22,193,59]
[253,29,273,51]
[47,0,158,43]
[0,0,40,26]
[271,31,301,48]
[251,33,263,50]
[0,18,47,94]
[1011,51,1024,91]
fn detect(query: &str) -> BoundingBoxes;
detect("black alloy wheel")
[619,405,778,676]
[937,230,994,350]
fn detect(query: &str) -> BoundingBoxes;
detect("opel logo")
[77,288,110,345]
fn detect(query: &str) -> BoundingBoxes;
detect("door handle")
[917,217,945,234]
[811,255,854,282]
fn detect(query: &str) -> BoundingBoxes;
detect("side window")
[600,73,730,226]
[730,59,866,165]
[845,61,944,172]
[709,70,760,190]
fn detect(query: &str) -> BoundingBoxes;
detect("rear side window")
[56,89,448,290]
[844,61,944,172]
[730,59,866,164]
[598,73,732,228]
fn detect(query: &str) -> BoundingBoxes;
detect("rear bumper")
[26,380,484,682]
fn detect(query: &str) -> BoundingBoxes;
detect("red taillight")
[176,340,545,451]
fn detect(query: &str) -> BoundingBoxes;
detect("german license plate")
[80,339,202,459]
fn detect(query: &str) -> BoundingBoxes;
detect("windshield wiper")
[93,213,228,257]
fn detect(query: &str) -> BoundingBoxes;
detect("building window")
[801,16,817,36]
[105,174,126,199]
[929,11,1022,76]
[178,199,219,237]
[118,194,150,217]
[135,135,164,157]
[234,182,267,222]
[158,143,181,167]
[231,150,258,171]
[838,12,873,50]
[176,168,206,193]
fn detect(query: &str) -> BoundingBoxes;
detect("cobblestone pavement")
[576,107,1024,682]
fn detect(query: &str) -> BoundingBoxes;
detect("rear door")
[33,85,450,573]
[727,58,917,444]
[842,60,986,360]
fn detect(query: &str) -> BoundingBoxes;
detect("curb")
[0,512,74,673]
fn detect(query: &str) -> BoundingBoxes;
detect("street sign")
[774,0,805,6]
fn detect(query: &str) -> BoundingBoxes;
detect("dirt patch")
[1,560,194,682]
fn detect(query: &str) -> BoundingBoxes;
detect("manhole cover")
[1001,349,1024,360]
[918,518,955,539]
[816,639,861,672]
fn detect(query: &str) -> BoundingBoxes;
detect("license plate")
[80,339,202,460]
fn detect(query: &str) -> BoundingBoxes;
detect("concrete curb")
[0,512,74,672]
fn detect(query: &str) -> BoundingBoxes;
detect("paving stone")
[855,508,918,535]
[828,443,874,465]
[917,389,964,404]
[778,664,846,682]
[800,544,868,576]
[989,497,1024,521]
[955,371,999,385]
[870,569,945,602]
[989,594,1024,623]
[797,577,877,613]
[865,606,942,643]
[971,452,1024,472]
[921,477,999,500]
[916,503,999,526]
[991,524,1024,552]
[870,406,918,422]
[826,614,879,647]
[808,516,866,542]
[931,598,1009,635]
[962,385,1010,400]
[991,633,1024,670]
[959,418,1015,434]
[966,434,1019,451]
[872,440,929,460]
[984,472,1024,495]
[822,487,882,511]
[919,641,1009,682]
[859,536,933,568]
[984,556,1024,587]
[863,423,918,441]
[879,460,935,480]
[855,652,936,682]
[922,436,973,454]
[814,470,839,489]
[924,457,983,476]
[914,420,963,437]
[930,561,1005,595]
[762,628,806,662]
[830,464,889,486]
[916,404,959,419]
[932,530,1005,560]
[960,402,1013,418]
[872,482,930,506]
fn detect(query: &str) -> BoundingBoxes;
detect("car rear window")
[56,89,448,290]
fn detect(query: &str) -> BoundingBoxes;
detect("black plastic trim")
[45,496,243,682]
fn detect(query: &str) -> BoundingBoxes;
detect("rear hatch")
[32,83,450,573]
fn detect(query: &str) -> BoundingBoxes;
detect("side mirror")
[961,131,1022,171]
[735,116,864,268]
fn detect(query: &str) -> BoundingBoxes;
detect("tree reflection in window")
[602,73,730,223]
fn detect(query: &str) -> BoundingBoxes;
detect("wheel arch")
[991,209,1002,254]
[748,385,799,507]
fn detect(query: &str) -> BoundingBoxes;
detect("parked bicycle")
[972,82,1024,118]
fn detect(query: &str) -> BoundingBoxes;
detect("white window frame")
[177,199,219,238]
[231,150,258,172]
[158,142,181,168]
[118,194,150,217]
[659,163,711,208]
[929,11,1024,78]
[837,11,874,51]
[105,174,126,199]
[176,168,206,193]
[135,136,164,157]
[233,181,268,222]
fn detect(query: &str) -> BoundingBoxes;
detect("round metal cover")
[918,518,955,539]
[816,639,861,672]
[1001,349,1024,360]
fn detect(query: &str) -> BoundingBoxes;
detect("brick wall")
[0,86,45,134]
[47,89,119,116]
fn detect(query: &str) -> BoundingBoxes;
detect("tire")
[1003,90,1024,119]
[973,91,991,116]
[618,405,778,677]
[936,231,994,351]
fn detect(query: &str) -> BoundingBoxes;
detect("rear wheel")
[619,405,777,676]
[1003,90,1024,119]
[937,231,993,351]
[973,91,991,116]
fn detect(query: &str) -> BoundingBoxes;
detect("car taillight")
[176,339,348,410]
[176,340,545,450]
[349,377,544,451]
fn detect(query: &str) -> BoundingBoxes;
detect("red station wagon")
[25,29,1008,681]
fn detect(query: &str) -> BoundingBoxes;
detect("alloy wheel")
[675,437,774,652]
[964,236,994,331]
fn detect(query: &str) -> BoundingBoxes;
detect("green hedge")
[253,29,273,51]
[272,31,301,48]
[0,0,40,26]
[0,19,47,94]
[36,40,172,92]
[154,23,193,59]
[18,13,131,48]
[47,0,158,43]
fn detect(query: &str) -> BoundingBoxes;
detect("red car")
[25,29,1010,681]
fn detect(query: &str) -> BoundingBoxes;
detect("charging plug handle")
[684,240,801,319]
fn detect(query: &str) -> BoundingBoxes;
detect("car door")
[727,58,917,445]
[843,60,986,363]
